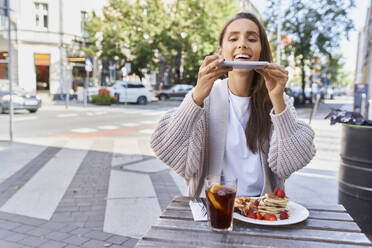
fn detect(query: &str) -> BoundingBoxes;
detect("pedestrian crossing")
[0,137,186,239]
[0,140,93,220]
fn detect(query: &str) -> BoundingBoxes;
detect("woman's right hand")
[192,55,232,106]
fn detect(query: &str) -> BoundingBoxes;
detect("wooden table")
[136,196,372,248]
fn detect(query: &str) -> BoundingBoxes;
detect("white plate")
[233,200,309,226]
[222,61,268,69]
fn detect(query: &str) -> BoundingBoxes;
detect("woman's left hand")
[255,63,289,114]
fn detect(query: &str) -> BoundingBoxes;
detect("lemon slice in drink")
[207,184,224,211]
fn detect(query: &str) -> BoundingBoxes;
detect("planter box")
[338,124,372,234]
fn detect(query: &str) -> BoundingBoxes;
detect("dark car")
[289,86,312,104]
[0,88,42,114]
[155,84,194,101]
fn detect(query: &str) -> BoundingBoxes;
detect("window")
[0,52,8,79]
[35,2,48,29]
[81,11,89,38]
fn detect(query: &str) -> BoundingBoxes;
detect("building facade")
[354,1,372,118]
[0,0,105,100]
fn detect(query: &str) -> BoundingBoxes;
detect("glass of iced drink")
[205,175,237,232]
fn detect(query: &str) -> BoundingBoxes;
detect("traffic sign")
[85,57,92,72]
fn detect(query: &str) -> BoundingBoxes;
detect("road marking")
[0,142,50,184]
[139,129,154,134]
[56,113,79,118]
[142,111,166,116]
[104,170,161,238]
[13,116,38,121]
[139,120,157,125]
[87,111,107,116]
[112,138,143,167]
[121,123,140,127]
[71,128,97,133]
[97,125,119,130]
[0,140,92,220]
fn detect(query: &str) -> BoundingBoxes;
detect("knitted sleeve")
[267,94,316,179]
[150,92,207,180]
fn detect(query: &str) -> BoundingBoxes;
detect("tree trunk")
[300,58,306,104]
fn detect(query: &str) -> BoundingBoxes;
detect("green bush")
[91,92,115,105]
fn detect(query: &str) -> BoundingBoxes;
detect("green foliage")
[264,0,355,99]
[83,0,239,84]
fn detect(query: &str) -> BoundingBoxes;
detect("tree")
[264,0,354,102]
[83,0,239,84]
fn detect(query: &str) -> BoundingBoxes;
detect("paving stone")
[105,235,130,244]
[69,227,91,236]
[0,229,15,238]
[26,227,53,237]
[40,222,67,231]
[64,245,80,248]
[81,239,109,247]
[46,231,71,241]
[0,239,24,248]
[39,240,67,248]
[64,235,90,246]
[13,225,35,233]
[0,220,22,230]
[0,211,17,221]
[122,238,138,248]
[83,230,112,241]
[18,236,47,247]
[5,233,28,242]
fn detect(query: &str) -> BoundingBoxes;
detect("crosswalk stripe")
[121,123,140,127]
[71,128,97,133]
[97,125,119,130]
[56,113,78,118]
[112,138,143,167]
[139,120,157,125]
[0,140,93,220]
[139,129,154,134]
[0,143,48,184]
[13,116,38,121]
[104,170,161,238]
[142,111,166,116]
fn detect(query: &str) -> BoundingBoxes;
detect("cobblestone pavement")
[0,96,354,247]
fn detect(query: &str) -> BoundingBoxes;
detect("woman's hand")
[192,55,232,106]
[255,64,289,114]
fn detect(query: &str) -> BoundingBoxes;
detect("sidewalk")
[0,95,354,247]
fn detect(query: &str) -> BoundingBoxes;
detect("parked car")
[107,81,152,105]
[289,86,312,104]
[0,87,42,114]
[155,84,194,101]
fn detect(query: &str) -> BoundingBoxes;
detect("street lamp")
[0,0,14,141]
[277,0,282,64]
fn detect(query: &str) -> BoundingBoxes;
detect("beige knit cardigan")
[150,79,316,197]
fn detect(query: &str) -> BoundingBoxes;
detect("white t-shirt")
[222,89,264,196]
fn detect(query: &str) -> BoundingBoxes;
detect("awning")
[34,53,50,66]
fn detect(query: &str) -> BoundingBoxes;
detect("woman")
[150,12,316,197]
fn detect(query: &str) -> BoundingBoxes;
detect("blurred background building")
[354,1,372,118]
[0,0,105,101]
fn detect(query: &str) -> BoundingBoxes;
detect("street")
[0,96,353,247]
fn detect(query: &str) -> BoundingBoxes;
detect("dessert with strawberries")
[234,187,289,221]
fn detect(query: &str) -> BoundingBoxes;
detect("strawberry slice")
[263,213,277,221]
[274,187,279,195]
[279,210,289,220]
[256,211,263,220]
[247,210,257,219]
[276,189,285,198]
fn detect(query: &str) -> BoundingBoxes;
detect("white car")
[107,81,152,105]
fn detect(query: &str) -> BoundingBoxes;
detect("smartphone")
[222,61,268,69]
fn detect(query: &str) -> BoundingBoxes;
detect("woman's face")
[219,18,262,72]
